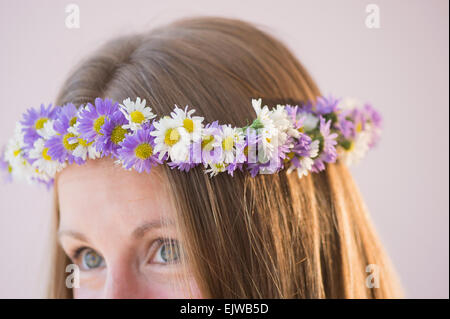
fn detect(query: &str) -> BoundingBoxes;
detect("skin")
[57,157,201,298]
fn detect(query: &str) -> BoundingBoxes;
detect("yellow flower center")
[266,137,271,143]
[164,128,180,146]
[63,133,78,151]
[111,126,127,145]
[35,118,48,130]
[202,135,214,150]
[42,147,52,161]
[69,117,77,127]
[8,165,12,173]
[298,127,304,133]
[13,149,21,157]
[183,118,194,133]
[130,111,145,124]
[222,136,234,152]
[94,116,105,134]
[78,138,89,147]
[134,143,153,160]
[356,122,362,133]
[284,151,295,163]
[215,163,226,171]
[244,146,249,158]
[348,141,355,151]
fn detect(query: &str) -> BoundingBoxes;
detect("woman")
[3,17,402,298]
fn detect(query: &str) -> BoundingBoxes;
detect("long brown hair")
[48,16,402,298]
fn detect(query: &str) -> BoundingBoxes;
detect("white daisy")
[67,124,101,161]
[72,139,100,161]
[28,138,66,176]
[251,98,278,159]
[300,112,319,132]
[197,123,221,164]
[270,104,299,141]
[37,120,57,139]
[2,125,39,183]
[338,97,361,110]
[287,140,319,178]
[170,105,204,141]
[252,98,275,130]
[4,123,26,164]
[339,126,372,166]
[119,97,157,131]
[215,124,245,164]
[150,115,190,162]
[204,162,227,177]
[14,160,37,183]
[5,153,36,183]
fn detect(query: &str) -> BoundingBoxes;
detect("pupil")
[161,240,180,263]
[84,250,102,269]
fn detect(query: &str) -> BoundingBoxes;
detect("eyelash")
[72,246,88,260]
[152,238,181,265]
[68,238,181,270]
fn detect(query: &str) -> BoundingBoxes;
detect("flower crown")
[0,96,382,187]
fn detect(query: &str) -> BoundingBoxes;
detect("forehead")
[56,157,174,232]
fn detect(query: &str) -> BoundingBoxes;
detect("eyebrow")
[58,219,175,243]
[132,220,174,239]
[58,230,89,243]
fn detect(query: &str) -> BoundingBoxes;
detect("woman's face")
[57,157,201,298]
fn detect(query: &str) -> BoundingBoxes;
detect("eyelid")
[72,246,89,260]
[146,238,165,263]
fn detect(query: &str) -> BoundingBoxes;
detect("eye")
[77,248,105,270]
[152,239,181,265]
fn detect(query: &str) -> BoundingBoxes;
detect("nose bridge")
[102,263,142,299]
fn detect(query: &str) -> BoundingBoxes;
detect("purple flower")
[363,103,382,147]
[224,162,242,176]
[77,98,118,143]
[244,128,281,176]
[286,105,306,130]
[20,104,59,148]
[363,103,382,128]
[315,95,341,115]
[277,137,294,163]
[287,133,320,174]
[45,137,84,165]
[97,109,129,157]
[291,133,314,158]
[224,139,246,176]
[320,117,338,160]
[33,176,54,190]
[45,104,84,164]
[312,116,338,173]
[336,109,355,139]
[247,160,279,177]
[197,121,222,164]
[54,103,78,133]
[299,100,315,114]
[343,108,367,140]
[117,126,162,173]
[167,161,197,172]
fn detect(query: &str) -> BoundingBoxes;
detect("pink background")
[0,0,448,298]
